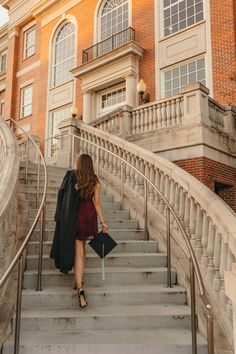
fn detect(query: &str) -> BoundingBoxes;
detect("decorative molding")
[16,60,40,78]
[19,78,34,89]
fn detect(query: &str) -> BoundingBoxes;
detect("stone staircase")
[2,163,207,354]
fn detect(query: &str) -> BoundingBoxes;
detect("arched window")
[100,0,129,41]
[52,22,75,87]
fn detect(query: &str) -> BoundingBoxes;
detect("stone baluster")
[206,222,216,284]
[125,152,131,185]
[183,195,190,233]
[148,165,155,205]
[163,175,170,208]
[176,97,182,124]
[149,106,154,131]
[219,240,228,306]
[136,110,141,134]
[153,168,161,208]
[143,107,148,132]
[161,102,167,127]
[152,104,158,129]
[194,204,203,259]
[189,199,197,241]
[201,213,209,268]
[134,157,141,193]
[112,145,118,176]
[139,159,145,196]
[144,161,150,199]
[166,100,171,126]
[171,99,177,125]
[159,173,166,212]
[168,180,176,224]
[213,231,222,294]
[226,249,235,319]
[104,141,109,170]
[178,188,185,222]
[116,146,121,179]
[157,103,162,129]
[108,143,113,173]
[132,110,136,134]
[100,139,105,169]
[140,109,144,133]
[130,154,136,189]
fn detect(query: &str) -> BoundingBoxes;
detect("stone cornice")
[31,0,67,17]
[72,41,144,79]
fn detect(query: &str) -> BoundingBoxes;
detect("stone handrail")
[0,116,19,346]
[90,83,236,137]
[61,119,235,346]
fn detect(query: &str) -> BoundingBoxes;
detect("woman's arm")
[93,182,108,232]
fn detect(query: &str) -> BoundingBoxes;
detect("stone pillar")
[224,106,236,135]
[119,105,133,137]
[126,74,137,108]
[83,91,93,124]
[56,117,80,168]
[225,265,236,354]
[181,83,211,126]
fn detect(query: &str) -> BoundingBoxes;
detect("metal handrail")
[0,118,48,354]
[33,130,213,354]
[82,26,135,63]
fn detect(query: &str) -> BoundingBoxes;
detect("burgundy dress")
[74,192,98,241]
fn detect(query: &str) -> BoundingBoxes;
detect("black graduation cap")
[88,231,117,280]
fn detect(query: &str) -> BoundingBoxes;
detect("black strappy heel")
[78,288,88,308]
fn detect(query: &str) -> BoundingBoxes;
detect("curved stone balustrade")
[208,98,225,130]
[72,121,236,346]
[0,116,20,345]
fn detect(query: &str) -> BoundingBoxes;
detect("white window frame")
[51,21,76,88]
[23,26,36,59]
[98,83,126,116]
[0,51,7,72]
[48,105,72,158]
[161,55,206,98]
[161,0,204,38]
[0,100,5,116]
[20,85,33,118]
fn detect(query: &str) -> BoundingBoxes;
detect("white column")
[225,265,236,354]
[126,74,137,108]
[83,91,92,123]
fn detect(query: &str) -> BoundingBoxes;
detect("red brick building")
[0,0,236,210]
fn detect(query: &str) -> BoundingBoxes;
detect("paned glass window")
[101,0,129,40]
[49,106,71,157]
[163,0,204,37]
[100,85,126,113]
[164,58,205,97]
[0,51,7,72]
[21,85,33,118]
[24,27,36,58]
[53,22,75,87]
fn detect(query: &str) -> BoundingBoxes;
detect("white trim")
[40,0,82,27]
[20,84,33,118]
[204,0,213,96]
[154,0,161,99]
[16,60,40,78]
[22,20,37,33]
[45,14,78,160]
[94,0,132,44]
[19,78,34,89]
[23,25,36,60]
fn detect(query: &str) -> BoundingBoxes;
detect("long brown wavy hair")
[75,154,99,199]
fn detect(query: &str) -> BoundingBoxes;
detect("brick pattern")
[210,0,236,106]
[175,157,236,212]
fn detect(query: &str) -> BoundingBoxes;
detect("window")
[163,0,204,37]
[49,106,71,157]
[0,51,7,72]
[52,22,75,87]
[101,0,129,40]
[163,57,205,97]
[24,27,36,58]
[99,85,126,114]
[21,85,33,118]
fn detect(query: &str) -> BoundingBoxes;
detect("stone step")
[29,209,129,220]
[23,268,177,288]
[28,200,121,210]
[32,220,139,232]
[13,304,191,332]
[22,285,186,308]
[26,253,167,270]
[24,192,113,203]
[20,162,67,173]
[27,240,158,255]
[23,185,106,194]
[2,328,207,354]
[20,178,65,187]
[31,229,146,242]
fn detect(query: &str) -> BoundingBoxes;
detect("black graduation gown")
[50,169,79,273]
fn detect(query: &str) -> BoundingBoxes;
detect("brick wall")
[175,157,236,212]
[210,0,236,106]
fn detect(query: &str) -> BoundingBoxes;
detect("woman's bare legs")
[75,240,86,288]
[75,240,87,307]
